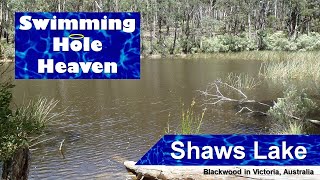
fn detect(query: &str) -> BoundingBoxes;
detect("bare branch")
[198,80,320,125]
[236,106,268,116]
[197,80,271,109]
[215,80,248,100]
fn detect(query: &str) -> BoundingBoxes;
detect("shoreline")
[2,50,319,62]
[142,51,320,60]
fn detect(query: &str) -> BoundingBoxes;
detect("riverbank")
[2,50,320,62]
[143,51,320,61]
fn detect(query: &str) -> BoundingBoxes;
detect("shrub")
[201,34,257,53]
[0,40,14,59]
[264,31,320,51]
[268,88,317,122]
[264,31,292,51]
[0,98,60,161]
[142,31,320,55]
[295,33,320,51]
[268,88,317,135]
[277,121,304,135]
[201,36,228,53]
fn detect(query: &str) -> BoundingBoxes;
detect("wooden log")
[11,147,30,180]
[124,161,249,180]
[124,161,320,180]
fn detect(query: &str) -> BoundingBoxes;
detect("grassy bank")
[261,55,320,83]
[168,51,320,61]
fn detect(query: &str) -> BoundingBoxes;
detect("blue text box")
[15,12,140,79]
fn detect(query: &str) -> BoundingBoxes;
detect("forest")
[1,0,320,58]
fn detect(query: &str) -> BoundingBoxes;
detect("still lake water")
[8,59,282,179]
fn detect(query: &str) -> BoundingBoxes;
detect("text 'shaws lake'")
[18,15,136,74]
[171,141,307,160]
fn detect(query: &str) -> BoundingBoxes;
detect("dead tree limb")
[197,80,270,115]
[197,80,320,125]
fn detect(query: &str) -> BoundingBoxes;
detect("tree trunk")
[248,13,251,39]
[170,21,177,55]
[2,160,12,180]
[11,147,30,180]
[1,147,30,180]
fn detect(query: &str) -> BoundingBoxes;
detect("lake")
[5,58,292,179]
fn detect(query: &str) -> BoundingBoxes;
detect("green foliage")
[264,31,293,51]
[268,88,317,135]
[296,33,320,51]
[0,98,60,161]
[147,31,320,54]
[180,100,206,134]
[0,82,14,120]
[201,36,229,53]
[264,31,320,51]
[277,121,304,135]
[165,100,206,134]
[0,81,15,161]
[268,88,317,122]
[201,34,257,53]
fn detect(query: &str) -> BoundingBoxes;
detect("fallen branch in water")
[197,80,270,116]
[197,80,320,126]
[59,139,65,151]
[236,106,268,116]
[59,139,66,159]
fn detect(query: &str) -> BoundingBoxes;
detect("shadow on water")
[2,58,319,179]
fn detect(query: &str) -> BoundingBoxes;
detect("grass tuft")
[262,59,320,82]
[224,73,260,90]
[180,100,206,134]
[13,98,62,136]
[274,121,304,135]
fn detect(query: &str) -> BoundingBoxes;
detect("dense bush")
[201,36,228,53]
[0,81,14,161]
[200,34,257,53]
[1,98,60,161]
[268,88,317,134]
[264,31,320,51]
[268,88,317,122]
[142,31,320,55]
[295,33,320,51]
[264,31,290,51]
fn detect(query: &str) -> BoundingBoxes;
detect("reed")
[13,98,62,135]
[274,121,304,135]
[262,59,320,83]
[260,51,320,87]
[180,100,206,134]
[225,72,260,90]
